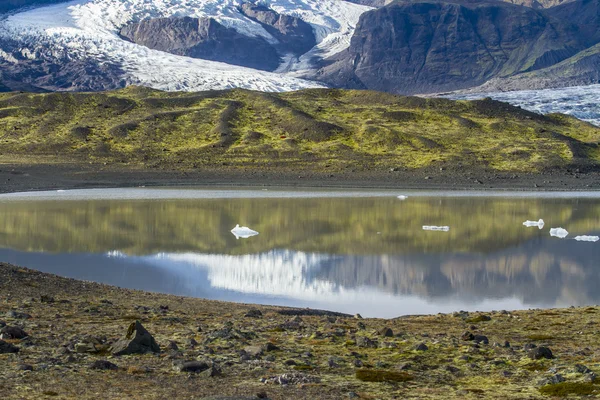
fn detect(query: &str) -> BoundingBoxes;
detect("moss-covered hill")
[0,87,598,172]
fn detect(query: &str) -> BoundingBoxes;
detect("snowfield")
[0,0,372,92]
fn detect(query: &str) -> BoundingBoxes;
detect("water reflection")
[0,191,598,317]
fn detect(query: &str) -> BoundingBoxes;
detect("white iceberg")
[523,219,544,229]
[231,224,259,240]
[574,235,600,242]
[550,227,569,239]
[397,195,408,200]
[423,226,450,232]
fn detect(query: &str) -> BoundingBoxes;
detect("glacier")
[0,0,372,92]
[450,84,600,126]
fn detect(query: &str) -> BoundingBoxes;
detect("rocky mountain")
[239,3,316,55]
[315,0,588,95]
[120,17,281,71]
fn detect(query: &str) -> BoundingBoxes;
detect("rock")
[0,326,28,339]
[379,327,394,337]
[111,321,161,356]
[261,372,321,385]
[446,365,460,374]
[354,314,363,319]
[356,336,378,348]
[284,359,297,366]
[357,322,366,330]
[415,343,429,351]
[243,345,264,358]
[523,343,537,351]
[528,346,553,360]
[548,374,566,384]
[461,331,475,341]
[40,295,54,303]
[244,309,262,318]
[584,372,597,383]
[174,360,210,373]
[120,17,281,71]
[0,321,5,328]
[165,341,179,351]
[473,335,489,345]
[18,364,33,371]
[89,360,119,371]
[186,338,198,348]
[328,356,339,368]
[353,359,363,367]
[0,340,19,354]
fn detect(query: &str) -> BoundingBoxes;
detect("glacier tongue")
[0,0,372,92]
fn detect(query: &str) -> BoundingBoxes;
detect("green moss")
[355,369,414,383]
[526,334,554,341]
[293,365,314,371]
[539,382,598,396]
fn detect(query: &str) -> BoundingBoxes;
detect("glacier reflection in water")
[0,190,598,317]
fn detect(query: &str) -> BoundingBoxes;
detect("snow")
[574,235,599,242]
[397,195,408,200]
[423,226,450,232]
[550,227,569,239]
[230,224,259,240]
[0,0,371,92]
[523,219,544,229]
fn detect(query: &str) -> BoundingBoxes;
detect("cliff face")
[119,17,281,71]
[316,0,586,94]
[239,3,316,55]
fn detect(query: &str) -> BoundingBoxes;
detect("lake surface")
[0,188,598,318]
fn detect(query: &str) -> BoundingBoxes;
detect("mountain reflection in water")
[0,191,598,317]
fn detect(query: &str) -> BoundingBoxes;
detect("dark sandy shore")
[0,162,598,194]
[1,263,600,400]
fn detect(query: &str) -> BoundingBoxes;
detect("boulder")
[174,360,210,373]
[0,339,19,354]
[111,321,161,356]
[528,346,553,360]
[89,360,119,371]
[0,326,28,339]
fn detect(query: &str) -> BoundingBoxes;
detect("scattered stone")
[354,314,363,319]
[261,372,320,385]
[174,360,210,373]
[5,311,31,319]
[528,346,553,360]
[284,359,297,366]
[473,335,489,345]
[379,327,394,337]
[398,363,412,370]
[264,342,279,352]
[111,321,161,356]
[501,371,513,377]
[18,364,33,371]
[40,295,55,303]
[0,340,19,354]
[198,365,222,379]
[548,374,565,384]
[445,365,460,374]
[584,373,597,383]
[353,359,363,368]
[415,343,429,351]
[357,322,366,330]
[0,326,28,339]
[166,341,179,351]
[575,364,592,374]
[328,356,339,368]
[523,343,537,351]
[0,321,5,328]
[74,342,97,353]
[186,338,198,348]
[244,346,264,358]
[461,331,475,341]
[356,336,378,348]
[245,309,263,318]
[89,360,119,371]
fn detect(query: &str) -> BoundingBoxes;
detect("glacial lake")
[0,188,598,318]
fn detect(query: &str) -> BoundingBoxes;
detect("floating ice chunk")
[56,190,66,193]
[523,219,544,229]
[231,224,259,239]
[397,195,408,200]
[550,228,569,239]
[423,226,450,232]
[574,235,600,242]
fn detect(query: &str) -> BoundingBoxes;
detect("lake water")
[0,188,598,318]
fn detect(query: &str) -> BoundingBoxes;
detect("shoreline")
[1,263,599,399]
[1,162,599,194]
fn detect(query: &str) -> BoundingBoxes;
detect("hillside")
[0,88,598,173]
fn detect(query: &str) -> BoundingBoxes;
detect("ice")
[231,224,259,239]
[549,227,569,238]
[523,219,544,229]
[397,195,408,200]
[0,0,372,92]
[574,235,600,242]
[423,226,450,232]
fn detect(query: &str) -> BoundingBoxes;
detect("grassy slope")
[0,87,598,173]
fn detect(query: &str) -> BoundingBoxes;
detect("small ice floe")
[397,195,408,200]
[523,219,544,229]
[549,228,569,239]
[56,190,66,193]
[423,225,450,232]
[231,224,259,239]
[574,235,600,242]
